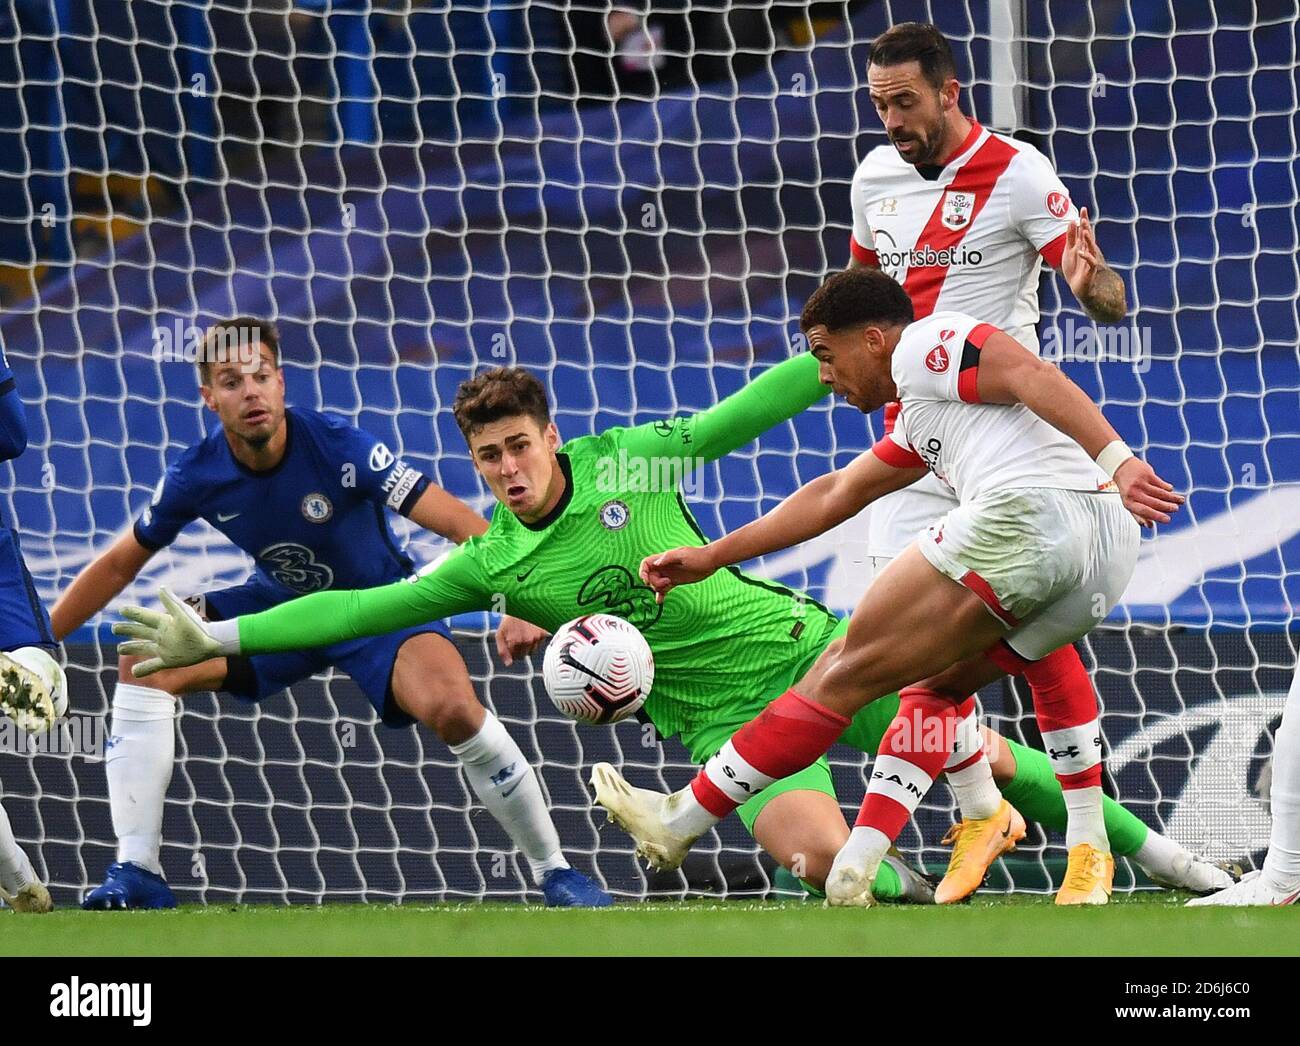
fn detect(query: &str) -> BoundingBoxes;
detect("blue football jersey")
[0,340,54,648]
[134,408,438,596]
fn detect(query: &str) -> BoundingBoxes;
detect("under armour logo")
[105,735,123,751]
[490,762,517,786]
[1049,745,1080,760]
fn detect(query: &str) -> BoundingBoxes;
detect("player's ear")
[198,382,217,413]
[543,422,560,452]
[940,77,960,113]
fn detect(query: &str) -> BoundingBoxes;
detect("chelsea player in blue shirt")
[0,340,63,913]
[52,319,608,909]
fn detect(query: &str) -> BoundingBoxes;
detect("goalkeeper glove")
[113,587,227,677]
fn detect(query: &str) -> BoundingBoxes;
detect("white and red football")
[541,614,654,725]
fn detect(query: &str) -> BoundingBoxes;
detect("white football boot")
[1186,869,1300,907]
[1146,850,1241,895]
[589,763,699,871]
[824,846,883,908]
[0,880,53,914]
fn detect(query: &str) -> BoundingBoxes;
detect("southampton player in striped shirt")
[112,349,1231,901]
[843,22,1144,897]
[51,319,609,909]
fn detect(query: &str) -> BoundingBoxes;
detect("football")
[1,646,69,735]
[542,614,654,725]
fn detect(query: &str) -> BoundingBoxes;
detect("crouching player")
[110,342,1228,901]
[51,319,608,908]
[622,267,1187,905]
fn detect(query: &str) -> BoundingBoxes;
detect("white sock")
[700,739,776,806]
[944,710,1001,819]
[1263,664,1300,890]
[107,682,177,876]
[1040,719,1107,850]
[450,711,567,885]
[1063,785,1108,851]
[836,824,892,877]
[0,800,37,895]
[676,738,774,838]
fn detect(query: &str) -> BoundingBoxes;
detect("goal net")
[0,0,1296,903]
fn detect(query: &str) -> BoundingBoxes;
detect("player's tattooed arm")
[974,331,1183,526]
[1060,207,1127,323]
[405,483,489,544]
[639,451,923,599]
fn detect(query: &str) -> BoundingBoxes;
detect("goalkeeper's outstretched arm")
[115,550,491,676]
[638,450,925,599]
[616,351,830,467]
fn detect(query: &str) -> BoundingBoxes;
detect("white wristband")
[208,618,242,656]
[1095,439,1134,479]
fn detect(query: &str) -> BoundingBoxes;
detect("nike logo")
[501,781,522,799]
[217,512,241,522]
[516,566,536,582]
[1000,825,1013,839]
[1273,888,1300,906]
[560,649,617,687]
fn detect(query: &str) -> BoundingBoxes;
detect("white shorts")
[916,487,1139,661]
[867,471,960,560]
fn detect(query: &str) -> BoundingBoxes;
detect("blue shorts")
[0,527,54,650]
[200,578,454,728]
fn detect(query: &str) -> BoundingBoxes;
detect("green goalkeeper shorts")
[676,616,901,834]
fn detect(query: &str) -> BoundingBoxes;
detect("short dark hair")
[867,22,958,90]
[198,316,280,384]
[453,367,552,440]
[800,269,914,334]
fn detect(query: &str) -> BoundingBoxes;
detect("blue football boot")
[82,862,177,910]
[540,867,613,907]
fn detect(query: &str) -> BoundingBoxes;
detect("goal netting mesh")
[0,0,1296,903]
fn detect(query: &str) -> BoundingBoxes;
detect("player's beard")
[891,113,945,166]
[233,408,283,450]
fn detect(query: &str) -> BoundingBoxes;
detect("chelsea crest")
[599,499,630,530]
[301,492,333,523]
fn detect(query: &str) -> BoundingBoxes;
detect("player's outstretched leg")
[985,642,1112,905]
[83,666,186,910]
[593,547,1009,883]
[1188,661,1300,907]
[992,736,1238,894]
[393,633,610,907]
[0,799,51,913]
[828,686,973,906]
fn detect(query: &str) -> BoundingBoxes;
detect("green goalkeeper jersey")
[235,353,838,740]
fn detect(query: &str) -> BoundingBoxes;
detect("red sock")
[691,689,850,816]
[855,687,961,840]
[945,695,984,773]
[1022,644,1102,789]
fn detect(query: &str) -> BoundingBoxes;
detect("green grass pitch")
[3,894,1297,956]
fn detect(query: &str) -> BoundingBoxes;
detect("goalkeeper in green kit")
[115,353,1232,900]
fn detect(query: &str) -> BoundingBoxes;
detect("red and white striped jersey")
[873,312,1109,503]
[849,122,1077,355]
